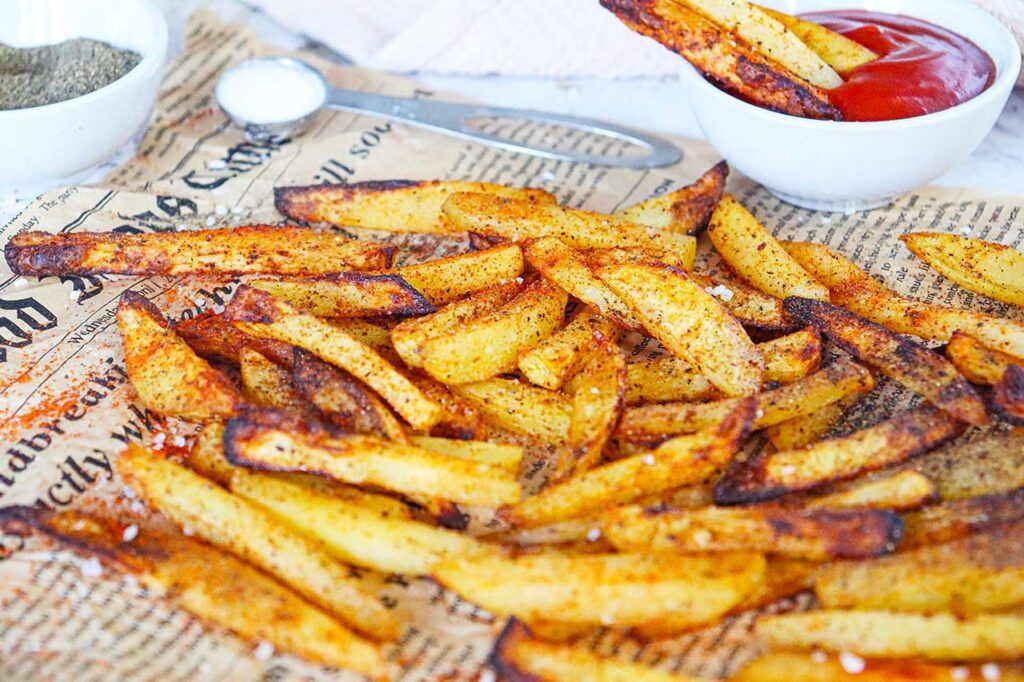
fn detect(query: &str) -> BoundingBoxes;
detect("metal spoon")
[215,57,682,169]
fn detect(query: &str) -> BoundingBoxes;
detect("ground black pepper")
[0,38,141,111]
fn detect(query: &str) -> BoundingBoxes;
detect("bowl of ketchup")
[679,0,1021,211]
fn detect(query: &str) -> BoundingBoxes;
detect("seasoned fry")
[781,240,878,289]
[451,378,571,444]
[714,407,965,505]
[600,0,840,119]
[598,261,764,397]
[328,318,394,352]
[756,610,1024,660]
[902,231,1024,307]
[251,273,435,318]
[394,244,524,305]
[947,330,1023,385]
[273,179,554,233]
[903,428,1024,500]
[734,652,1023,682]
[805,471,937,511]
[765,392,862,450]
[901,487,1024,548]
[757,5,879,75]
[174,310,295,367]
[784,297,987,425]
[518,309,619,390]
[225,285,441,429]
[993,364,1024,424]
[118,292,241,421]
[408,436,522,474]
[708,196,829,301]
[729,557,819,614]
[760,327,822,384]
[620,354,719,404]
[614,161,728,235]
[688,272,798,333]
[6,226,393,276]
[239,348,306,410]
[403,372,486,440]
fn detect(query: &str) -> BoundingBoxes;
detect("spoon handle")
[326,88,682,169]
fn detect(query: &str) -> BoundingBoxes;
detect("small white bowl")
[0,0,168,199]
[680,0,1021,211]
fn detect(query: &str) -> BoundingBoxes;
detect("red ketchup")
[803,10,996,122]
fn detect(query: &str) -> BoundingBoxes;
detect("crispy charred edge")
[435,504,471,531]
[765,507,903,559]
[292,348,390,434]
[902,487,1024,550]
[222,407,350,470]
[174,310,295,368]
[224,284,287,325]
[118,290,168,327]
[599,0,840,120]
[675,160,729,235]
[5,231,93,276]
[274,180,423,221]
[713,406,966,506]
[486,619,544,682]
[992,364,1024,425]
[321,272,437,317]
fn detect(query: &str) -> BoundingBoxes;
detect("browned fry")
[784,297,987,425]
[947,331,1023,385]
[902,487,1024,548]
[688,273,799,334]
[900,428,1024,501]
[993,364,1024,425]
[599,0,840,120]
[6,226,393,276]
[394,243,524,305]
[402,372,486,440]
[805,471,938,512]
[251,273,435,318]
[239,348,307,411]
[174,311,295,367]
[518,308,620,390]
[614,161,728,235]
[452,378,572,445]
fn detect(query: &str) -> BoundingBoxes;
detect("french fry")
[784,297,988,425]
[328,318,394,353]
[115,443,400,640]
[730,557,819,612]
[250,273,435,318]
[416,278,566,384]
[760,327,823,384]
[603,505,901,560]
[618,358,873,444]
[688,272,799,333]
[174,310,295,367]
[781,240,879,288]
[756,610,1024,660]
[451,378,572,444]
[239,348,307,411]
[433,551,765,628]
[394,244,524,305]
[902,231,1024,307]
[708,196,829,301]
[600,0,840,119]
[518,308,619,390]
[993,364,1024,424]
[903,428,1024,500]
[408,436,522,474]
[403,372,487,440]
[734,652,1024,682]
[225,285,441,430]
[597,261,764,397]
[805,471,937,511]
[117,292,241,421]
[947,331,1023,385]
[614,161,728,235]
[765,391,862,451]
[816,520,1024,615]
[273,179,555,233]
[223,409,520,507]
[714,406,964,505]
[756,5,879,75]
[902,487,1024,548]
[6,226,394,276]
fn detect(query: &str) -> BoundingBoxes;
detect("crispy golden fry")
[708,196,830,301]
[761,327,823,384]
[251,273,435,318]
[403,372,487,440]
[734,652,1024,682]
[902,429,1024,500]
[618,358,873,444]
[225,285,441,430]
[604,504,901,560]
[328,318,393,353]
[784,297,987,425]
[613,161,728,235]
[115,443,399,640]
[223,410,520,507]
[947,331,1022,385]
[408,436,522,474]
[688,272,799,333]
[6,226,393,276]
[816,520,1024,615]
[757,5,879,75]
[0,506,386,677]
[901,487,1024,548]
[765,392,863,450]
[187,422,236,486]
[273,179,554,233]
[441,191,698,253]
[714,406,964,505]
[805,471,937,511]
[781,240,879,288]
[174,311,295,368]
[415,278,566,384]
[433,551,765,627]
[395,244,524,305]
[993,364,1024,424]
[600,0,840,119]
[598,261,764,397]
[239,348,306,411]
[902,231,1024,307]
[620,354,719,404]
[117,292,241,421]
[756,610,1024,660]
[451,378,572,444]
[518,309,619,390]
[505,400,753,528]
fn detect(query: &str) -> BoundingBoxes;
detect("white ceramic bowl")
[0,0,168,198]
[680,0,1021,211]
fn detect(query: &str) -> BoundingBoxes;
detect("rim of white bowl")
[0,0,169,120]
[682,0,1022,131]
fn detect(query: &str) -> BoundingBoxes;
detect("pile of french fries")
[4,158,1024,681]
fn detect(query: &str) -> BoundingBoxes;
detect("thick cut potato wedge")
[225,285,441,430]
[902,231,1024,307]
[598,261,764,397]
[273,179,554,233]
[765,394,859,450]
[600,0,840,119]
[805,471,937,511]
[451,378,571,444]
[993,364,1024,424]
[115,443,399,640]
[756,610,1024,660]
[433,551,765,628]
[239,348,307,411]
[757,5,878,75]
[618,358,873,444]
[785,297,987,425]
[901,487,1024,548]
[714,407,965,505]
[441,191,698,253]
[614,161,728,235]
[223,409,520,507]
[394,244,524,305]
[416,278,566,384]
[504,399,753,528]
[735,652,1024,682]
[518,308,619,390]
[117,292,241,421]
[6,226,393,276]
[251,273,435,318]
[947,331,1023,385]
[174,311,295,368]
[408,436,522,474]
[816,520,1024,615]
[708,196,829,301]
[603,505,902,560]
